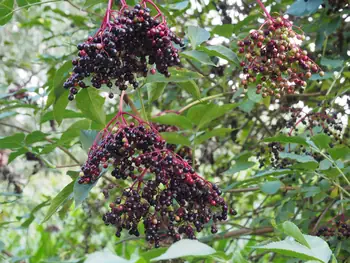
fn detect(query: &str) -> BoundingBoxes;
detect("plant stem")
[256,0,272,20]
[178,92,235,114]
[123,94,140,117]
[138,89,149,122]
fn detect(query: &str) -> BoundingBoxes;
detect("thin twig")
[311,200,335,234]
[123,94,140,117]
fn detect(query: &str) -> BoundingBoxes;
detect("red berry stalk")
[64,0,184,100]
[79,92,231,247]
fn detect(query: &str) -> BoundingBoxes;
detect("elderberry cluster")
[316,220,350,241]
[79,120,229,247]
[238,16,324,98]
[64,4,184,101]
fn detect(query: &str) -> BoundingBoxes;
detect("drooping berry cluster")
[316,218,350,241]
[64,2,184,101]
[79,104,229,247]
[238,16,324,98]
[257,107,346,169]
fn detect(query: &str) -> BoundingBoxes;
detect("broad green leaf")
[200,45,239,65]
[319,159,332,170]
[76,88,106,125]
[85,251,131,263]
[148,83,166,102]
[152,114,193,130]
[328,146,350,160]
[80,130,99,153]
[73,171,103,207]
[8,147,27,163]
[53,90,69,125]
[238,99,255,113]
[256,235,332,263]
[194,128,232,145]
[247,86,262,103]
[260,181,282,194]
[224,160,255,175]
[279,152,317,163]
[21,200,50,228]
[59,119,90,145]
[212,15,259,38]
[197,103,237,129]
[177,80,201,99]
[25,131,49,145]
[0,0,14,25]
[0,111,17,120]
[42,181,74,223]
[146,68,202,83]
[320,58,343,69]
[310,72,333,80]
[40,109,84,123]
[186,26,210,49]
[283,221,311,249]
[151,239,216,261]
[165,0,189,10]
[311,134,331,150]
[187,104,207,125]
[287,0,322,16]
[181,50,216,66]
[53,61,72,101]
[160,132,191,147]
[263,134,308,146]
[0,133,25,149]
[84,0,105,7]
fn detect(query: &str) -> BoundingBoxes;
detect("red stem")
[256,0,272,20]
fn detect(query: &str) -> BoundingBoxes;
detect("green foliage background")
[0,0,349,262]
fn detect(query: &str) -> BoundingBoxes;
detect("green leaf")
[0,111,17,120]
[152,114,193,130]
[186,26,210,49]
[75,88,106,125]
[256,235,332,263]
[42,181,74,223]
[311,134,331,150]
[164,0,189,10]
[21,200,50,228]
[146,68,202,83]
[247,86,262,103]
[40,109,84,123]
[197,103,237,129]
[186,104,207,125]
[25,131,49,145]
[0,240,4,251]
[238,99,255,113]
[59,119,90,144]
[148,83,166,102]
[328,146,350,160]
[287,0,322,16]
[0,133,25,149]
[0,0,14,25]
[283,221,311,249]
[260,181,282,194]
[73,173,102,207]
[80,130,99,153]
[263,134,308,146]
[53,90,69,125]
[199,45,239,65]
[279,152,317,163]
[194,128,232,145]
[181,50,216,66]
[8,147,27,163]
[151,239,216,261]
[160,132,191,147]
[53,61,72,102]
[320,58,343,69]
[84,0,105,7]
[177,80,201,99]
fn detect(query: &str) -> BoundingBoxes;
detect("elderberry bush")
[316,218,350,241]
[238,16,324,99]
[79,115,229,247]
[64,4,184,101]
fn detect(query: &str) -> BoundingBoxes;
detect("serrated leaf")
[148,82,166,102]
[146,68,202,83]
[0,133,25,149]
[279,152,317,163]
[311,134,331,150]
[181,50,216,66]
[160,132,191,147]
[42,181,74,223]
[177,80,201,99]
[151,239,216,261]
[25,131,49,145]
[0,0,14,25]
[186,104,207,125]
[260,181,282,194]
[76,88,106,125]
[256,235,331,263]
[263,134,308,146]
[152,114,193,130]
[80,130,99,153]
[283,221,311,249]
[194,128,232,145]
[186,26,210,49]
[200,45,239,65]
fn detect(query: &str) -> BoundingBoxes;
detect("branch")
[311,200,336,234]
[286,91,326,98]
[0,122,81,165]
[123,94,140,117]
[255,113,273,136]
